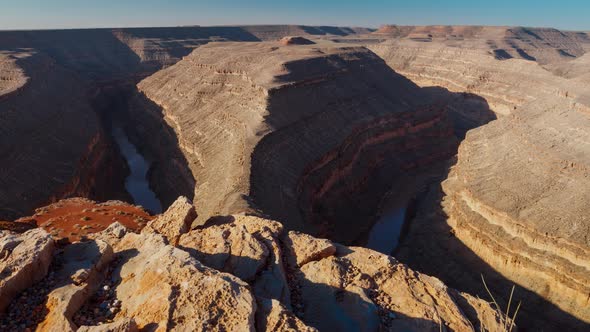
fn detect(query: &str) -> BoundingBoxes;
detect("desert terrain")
[1,24,589,331]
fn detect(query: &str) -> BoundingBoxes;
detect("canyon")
[1,24,589,331]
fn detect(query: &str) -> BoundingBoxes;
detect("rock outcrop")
[0,197,508,331]
[0,228,54,312]
[279,36,316,45]
[134,40,473,245]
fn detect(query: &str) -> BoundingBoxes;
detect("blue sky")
[0,0,588,31]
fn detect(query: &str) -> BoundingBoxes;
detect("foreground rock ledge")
[0,197,508,331]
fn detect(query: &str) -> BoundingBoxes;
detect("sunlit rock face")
[0,197,507,331]
[370,28,590,330]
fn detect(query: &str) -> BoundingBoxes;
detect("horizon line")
[0,23,587,33]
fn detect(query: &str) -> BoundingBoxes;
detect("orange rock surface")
[15,198,153,242]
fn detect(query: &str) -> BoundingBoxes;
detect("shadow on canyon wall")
[124,89,197,209]
[396,167,589,331]
[249,60,587,330]
[249,56,496,244]
[0,26,264,215]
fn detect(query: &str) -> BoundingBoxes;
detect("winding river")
[112,125,162,214]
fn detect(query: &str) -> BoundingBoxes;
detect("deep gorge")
[2,26,589,331]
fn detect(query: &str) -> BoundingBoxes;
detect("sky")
[0,0,588,31]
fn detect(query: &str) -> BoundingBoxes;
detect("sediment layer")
[136,41,469,242]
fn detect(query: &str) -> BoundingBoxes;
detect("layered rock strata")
[370,32,590,330]
[0,197,508,331]
[135,41,468,243]
[0,51,124,220]
[371,25,590,64]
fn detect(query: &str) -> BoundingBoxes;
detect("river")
[366,206,407,255]
[111,125,162,214]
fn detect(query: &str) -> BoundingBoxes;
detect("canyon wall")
[0,50,125,220]
[135,40,481,244]
[0,26,371,220]
[370,35,590,330]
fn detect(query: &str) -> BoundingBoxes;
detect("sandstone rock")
[284,231,336,267]
[180,215,291,305]
[179,219,269,281]
[111,231,256,331]
[1,204,509,331]
[279,36,316,46]
[256,297,317,332]
[0,220,36,233]
[297,245,506,332]
[370,33,590,330]
[136,41,459,247]
[78,318,138,332]
[179,214,506,331]
[0,228,54,312]
[36,239,114,332]
[142,196,196,245]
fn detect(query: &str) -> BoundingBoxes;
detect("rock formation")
[371,25,589,64]
[367,29,590,330]
[279,36,316,45]
[1,24,590,331]
[0,197,508,331]
[0,25,373,221]
[134,40,473,246]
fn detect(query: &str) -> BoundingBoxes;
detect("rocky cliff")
[0,50,127,220]
[0,197,508,331]
[133,40,475,244]
[0,26,370,221]
[368,30,590,330]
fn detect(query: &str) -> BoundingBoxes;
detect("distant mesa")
[279,36,316,46]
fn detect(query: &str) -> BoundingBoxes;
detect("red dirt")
[14,198,154,242]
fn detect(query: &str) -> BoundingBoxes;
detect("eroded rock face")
[178,213,507,331]
[142,196,196,246]
[135,40,469,245]
[112,232,256,331]
[279,36,316,45]
[440,103,590,325]
[0,51,118,221]
[0,228,54,312]
[369,30,590,330]
[0,199,507,331]
[37,239,114,331]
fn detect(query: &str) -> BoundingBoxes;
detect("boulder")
[180,215,291,305]
[256,297,317,332]
[284,231,336,267]
[36,239,114,332]
[0,228,54,312]
[111,231,256,331]
[142,196,196,246]
[78,318,138,332]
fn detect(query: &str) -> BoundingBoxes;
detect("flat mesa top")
[181,39,376,89]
